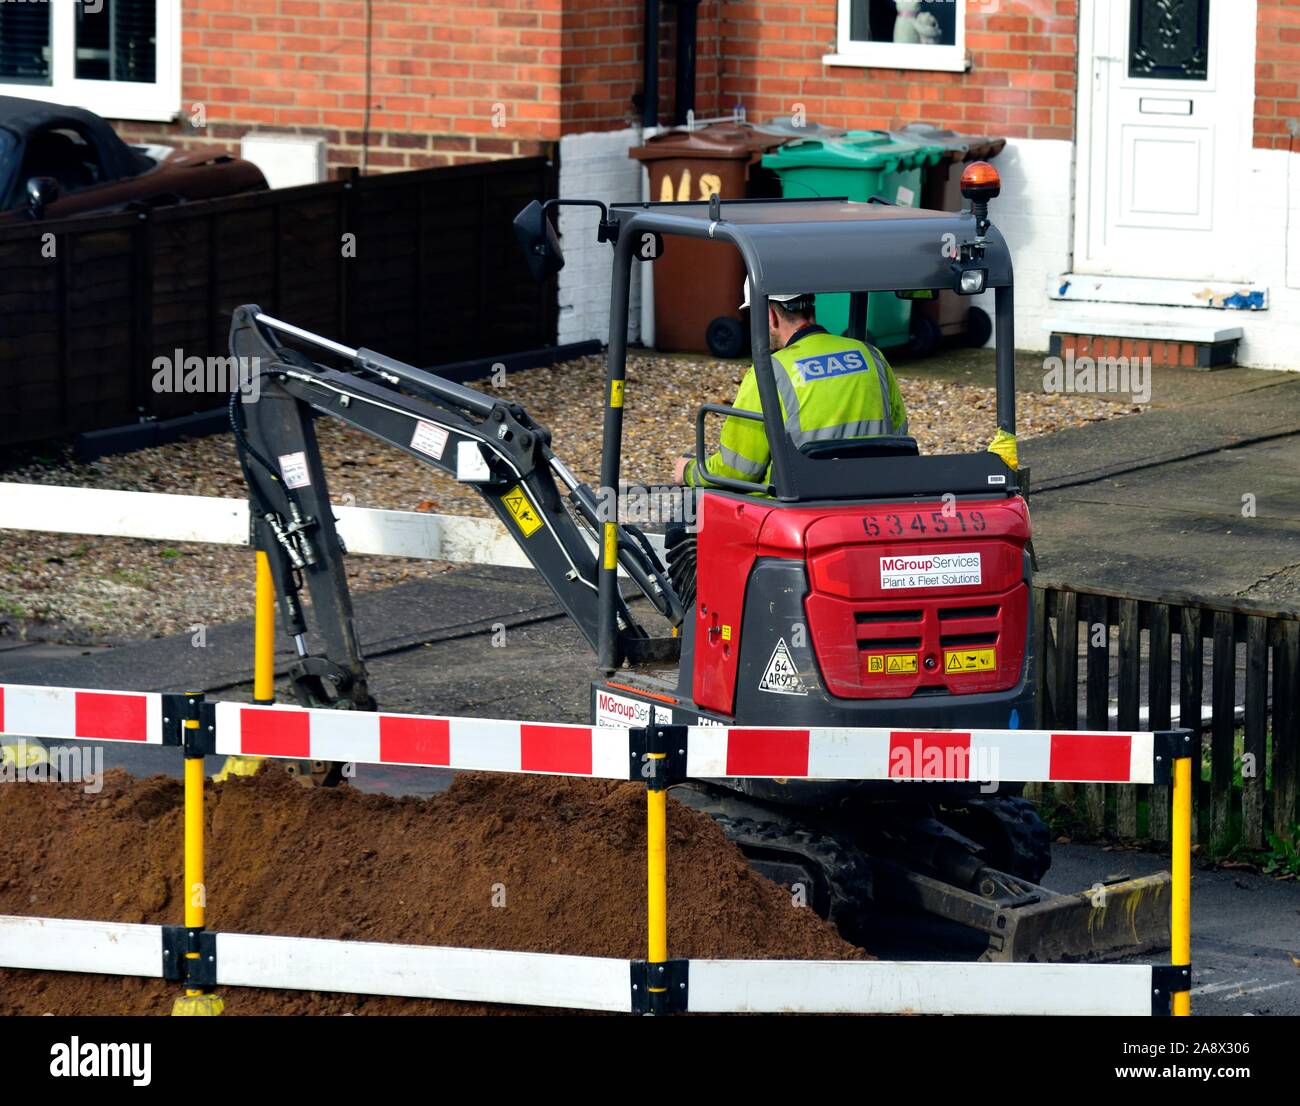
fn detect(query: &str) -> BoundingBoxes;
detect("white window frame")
[0,0,181,122]
[824,0,972,72]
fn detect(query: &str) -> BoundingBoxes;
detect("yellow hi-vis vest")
[687,327,908,487]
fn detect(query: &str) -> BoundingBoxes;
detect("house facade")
[2,1,1297,367]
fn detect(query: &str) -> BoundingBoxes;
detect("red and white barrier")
[0,915,165,979]
[211,701,633,779]
[686,958,1162,1016]
[0,678,1192,1017]
[684,725,1156,785]
[0,683,164,746]
[0,682,1165,785]
[0,913,1183,1015]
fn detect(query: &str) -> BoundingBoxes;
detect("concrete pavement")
[908,349,1300,607]
[1024,370,1300,607]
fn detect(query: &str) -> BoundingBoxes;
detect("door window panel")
[1128,0,1210,81]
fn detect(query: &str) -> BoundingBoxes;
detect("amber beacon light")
[960,160,1001,239]
[959,160,1001,201]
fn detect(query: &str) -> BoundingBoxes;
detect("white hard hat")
[740,278,809,311]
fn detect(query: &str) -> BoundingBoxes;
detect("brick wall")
[559,0,1300,148]
[1256,0,1300,149]
[720,0,1078,140]
[560,0,724,131]
[112,0,730,177]
[115,0,564,176]
[561,0,644,131]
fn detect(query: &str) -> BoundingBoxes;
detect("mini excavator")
[228,163,1171,961]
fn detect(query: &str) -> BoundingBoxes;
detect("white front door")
[1075,0,1256,280]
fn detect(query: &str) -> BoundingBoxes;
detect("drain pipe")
[672,1,700,126]
[642,1,660,127]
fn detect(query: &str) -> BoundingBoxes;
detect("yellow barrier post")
[172,692,223,1016]
[1171,752,1192,1016]
[254,549,276,705]
[645,743,669,1014]
[215,549,274,781]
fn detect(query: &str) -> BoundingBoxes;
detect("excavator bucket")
[984,871,1172,963]
[871,860,1172,963]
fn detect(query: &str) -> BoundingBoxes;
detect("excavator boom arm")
[228,305,677,708]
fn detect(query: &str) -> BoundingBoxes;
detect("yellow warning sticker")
[603,521,617,569]
[721,625,732,642]
[945,648,996,673]
[610,380,624,408]
[503,485,545,537]
[866,652,917,675]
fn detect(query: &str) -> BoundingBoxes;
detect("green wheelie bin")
[760,131,944,349]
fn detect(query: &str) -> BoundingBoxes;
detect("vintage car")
[0,96,268,221]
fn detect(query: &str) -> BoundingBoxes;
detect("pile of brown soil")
[0,768,862,1014]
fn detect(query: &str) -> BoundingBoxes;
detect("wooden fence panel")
[273,188,346,338]
[1243,615,1267,849]
[1180,606,1204,845]
[1116,598,1141,838]
[63,226,140,430]
[1276,621,1300,840]
[1147,603,1173,844]
[1026,587,1048,806]
[1084,595,1109,832]
[1052,590,1079,809]
[1210,610,1236,853]
[0,230,68,441]
[1031,583,1297,858]
[0,159,558,447]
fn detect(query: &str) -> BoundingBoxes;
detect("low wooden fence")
[0,157,557,446]
[1032,579,1300,855]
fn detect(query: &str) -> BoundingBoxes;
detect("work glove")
[987,428,1018,470]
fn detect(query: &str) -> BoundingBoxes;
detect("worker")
[674,282,907,487]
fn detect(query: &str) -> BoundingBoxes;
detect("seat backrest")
[798,435,919,461]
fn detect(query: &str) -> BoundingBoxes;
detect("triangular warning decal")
[502,485,544,536]
[758,637,808,696]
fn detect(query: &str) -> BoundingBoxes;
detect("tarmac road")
[1046,844,1300,1017]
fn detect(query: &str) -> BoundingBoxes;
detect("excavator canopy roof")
[607,196,1011,298]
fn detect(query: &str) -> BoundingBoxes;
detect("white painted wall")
[1192,144,1300,369]
[967,137,1076,353]
[556,126,652,346]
